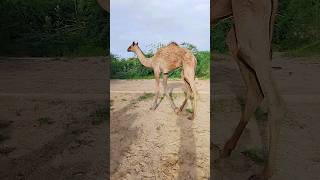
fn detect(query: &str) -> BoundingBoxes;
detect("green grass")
[186,108,193,114]
[0,134,9,143]
[36,117,54,125]
[241,148,265,164]
[138,93,154,101]
[286,41,320,57]
[254,107,268,121]
[92,106,108,125]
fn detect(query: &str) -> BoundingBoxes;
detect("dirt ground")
[0,57,108,180]
[1,54,319,180]
[212,53,320,180]
[110,80,210,179]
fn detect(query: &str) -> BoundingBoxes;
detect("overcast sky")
[111,0,210,58]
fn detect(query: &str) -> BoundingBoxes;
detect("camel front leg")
[163,73,179,114]
[150,71,160,110]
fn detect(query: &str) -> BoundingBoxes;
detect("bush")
[0,0,109,57]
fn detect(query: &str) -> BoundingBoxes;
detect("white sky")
[110,0,210,58]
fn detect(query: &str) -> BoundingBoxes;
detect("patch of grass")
[254,107,268,121]
[138,93,154,101]
[241,148,265,164]
[186,108,193,114]
[286,41,320,57]
[0,134,9,143]
[36,117,54,126]
[92,106,108,125]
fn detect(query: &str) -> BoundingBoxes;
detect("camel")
[212,0,286,179]
[127,42,198,119]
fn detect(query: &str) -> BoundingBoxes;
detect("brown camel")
[212,0,286,179]
[127,42,198,119]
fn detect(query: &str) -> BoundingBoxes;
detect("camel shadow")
[176,109,198,180]
[164,84,198,179]
[110,97,139,176]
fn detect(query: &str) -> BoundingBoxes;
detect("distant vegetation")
[0,0,109,56]
[0,0,318,58]
[111,43,210,79]
[212,0,320,56]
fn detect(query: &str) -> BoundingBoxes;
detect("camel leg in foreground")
[183,65,197,119]
[179,70,189,112]
[230,1,286,178]
[220,27,264,158]
[150,70,161,110]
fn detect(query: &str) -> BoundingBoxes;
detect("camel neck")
[135,47,152,68]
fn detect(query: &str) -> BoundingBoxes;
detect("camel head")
[127,41,139,52]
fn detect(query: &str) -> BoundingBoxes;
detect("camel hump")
[168,42,179,46]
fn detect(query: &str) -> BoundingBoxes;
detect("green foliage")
[241,148,265,164]
[138,93,154,101]
[111,43,210,79]
[92,105,108,125]
[36,117,54,125]
[211,0,320,56]
[273,0,320,54]
[0,0,109,56]
[211,19,232,54]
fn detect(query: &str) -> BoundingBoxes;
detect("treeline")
[212,0,320,55]
[0,0,109,56]
[1,0,318,57]
[111,44,210,79]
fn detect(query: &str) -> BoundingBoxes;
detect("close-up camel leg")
[163,73,179,113]
[179,70,190,112]
[183,68,197,119]
[221,27,264,158]
[150,71,160,110]
[232,1,286,178]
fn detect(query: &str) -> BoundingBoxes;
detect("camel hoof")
[174,108,180,114]
[149,105,156,111]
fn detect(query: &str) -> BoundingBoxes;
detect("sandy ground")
[212,53,320,180]
[0,57,108,180]
[1,54,319,180]
[110,80,210,179]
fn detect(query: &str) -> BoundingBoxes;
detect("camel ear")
[132,41,135,45]
[136,42,138,45]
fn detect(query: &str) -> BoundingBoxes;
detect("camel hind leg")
[183,66,197,120]
[221,26,264,158]
[179,70,190,112]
